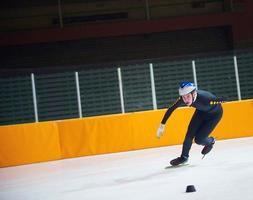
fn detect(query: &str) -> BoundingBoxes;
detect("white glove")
[156,124,165,139]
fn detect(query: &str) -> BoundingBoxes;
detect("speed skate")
[165,163,190,169]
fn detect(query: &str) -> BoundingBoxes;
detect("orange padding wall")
[0,100,253,167]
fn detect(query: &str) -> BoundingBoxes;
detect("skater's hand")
[156,124,165,139]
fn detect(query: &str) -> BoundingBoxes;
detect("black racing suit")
[161,90,224,158]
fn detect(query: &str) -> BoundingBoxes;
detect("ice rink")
[1,137,253,200]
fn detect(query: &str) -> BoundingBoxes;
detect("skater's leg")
[194,110,223,146]
[181,110,204,158]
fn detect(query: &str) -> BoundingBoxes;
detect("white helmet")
[178,81,196,96]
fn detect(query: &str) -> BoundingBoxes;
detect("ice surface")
[1,137,253,200]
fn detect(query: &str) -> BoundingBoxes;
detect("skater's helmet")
[179,81,196,96]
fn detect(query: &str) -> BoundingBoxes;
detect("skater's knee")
[194,137,205,145]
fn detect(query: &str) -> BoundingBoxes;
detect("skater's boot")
[170,156,188,166]
[201,137,215,156]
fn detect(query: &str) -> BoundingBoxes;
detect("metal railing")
[0,49,253,125]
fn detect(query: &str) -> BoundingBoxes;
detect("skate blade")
[165,163,189,169]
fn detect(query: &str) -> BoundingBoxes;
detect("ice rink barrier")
[0,99,252,167]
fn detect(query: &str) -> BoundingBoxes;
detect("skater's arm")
[196,90,226,108]
[161,97,183,124]
[209,96,226,106]
[156,97,183,139]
